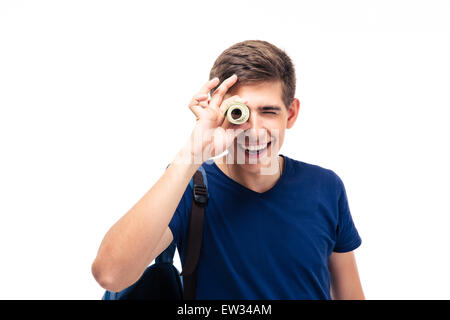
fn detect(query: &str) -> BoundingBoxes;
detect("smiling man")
[92,40,365,300]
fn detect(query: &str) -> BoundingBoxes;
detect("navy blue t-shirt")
[168,154,362,300]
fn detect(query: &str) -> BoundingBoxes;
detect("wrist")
[173,143,203,169]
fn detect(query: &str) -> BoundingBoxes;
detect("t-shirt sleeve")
[168,181,193,256]
[333,174,362,253]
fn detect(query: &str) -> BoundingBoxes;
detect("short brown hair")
[209,40,296,109]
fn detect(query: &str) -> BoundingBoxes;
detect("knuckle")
[218,86,227,95]
[216,83,228,93]
[213,85,222,93]
[189,95,201,106]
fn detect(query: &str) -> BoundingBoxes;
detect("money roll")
[224,102,250,125]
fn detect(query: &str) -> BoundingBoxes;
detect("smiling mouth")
[237,141,272,155]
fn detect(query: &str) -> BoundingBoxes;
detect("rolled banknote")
[224,101,250,125]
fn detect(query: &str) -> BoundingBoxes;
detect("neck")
[214,154,283,194]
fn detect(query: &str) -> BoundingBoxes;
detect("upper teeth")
[240,143,268,151]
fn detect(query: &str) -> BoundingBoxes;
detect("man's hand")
[185,75,251,163]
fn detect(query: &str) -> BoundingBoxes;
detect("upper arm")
[149,227,174,262]
[328,250,365,300]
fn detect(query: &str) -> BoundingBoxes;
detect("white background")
[1,0,449,299]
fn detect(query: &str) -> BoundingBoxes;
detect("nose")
[245,112,268,144]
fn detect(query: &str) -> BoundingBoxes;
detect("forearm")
[91,144,200,291]
[330,284,365,300]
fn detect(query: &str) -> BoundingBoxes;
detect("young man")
[92,40,365,300]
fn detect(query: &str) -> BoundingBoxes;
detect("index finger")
[209,74,238,108]
[197,77,220,95]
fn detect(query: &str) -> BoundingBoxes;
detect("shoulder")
[285,156,342,193]
[287,156,339,181]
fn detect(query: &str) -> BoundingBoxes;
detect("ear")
[286,98,300,129]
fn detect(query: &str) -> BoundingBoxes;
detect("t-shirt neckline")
[209,154,288,196]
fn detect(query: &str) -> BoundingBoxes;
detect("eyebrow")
[258,105,283,111]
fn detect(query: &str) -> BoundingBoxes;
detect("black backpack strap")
[180,168,208,300]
